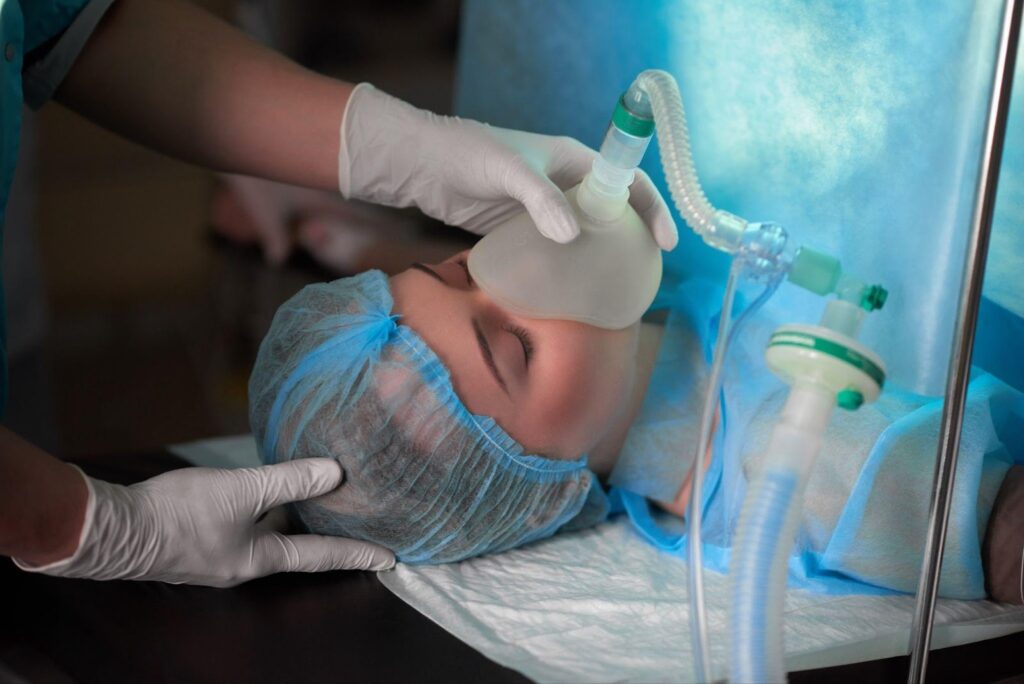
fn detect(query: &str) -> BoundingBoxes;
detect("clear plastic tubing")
[729,384,833,682]
[620,68,788,680]
[629,69,749,253]
[682,260,782,684]
[685,258,741,683]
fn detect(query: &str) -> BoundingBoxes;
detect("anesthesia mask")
[468,86,663,330]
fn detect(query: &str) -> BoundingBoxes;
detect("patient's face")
[390,250,639,459]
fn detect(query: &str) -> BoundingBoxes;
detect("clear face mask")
[468,90,663,331]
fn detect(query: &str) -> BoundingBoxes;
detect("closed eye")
[503,323,535,367]
[410,262,444,283]
[456,258,474,287]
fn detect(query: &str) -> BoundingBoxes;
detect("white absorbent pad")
[171,435,1024,682]
[380,520,1024,683]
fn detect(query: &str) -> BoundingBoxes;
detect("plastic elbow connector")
[707,210,749,253]
[788,247,889,313]
[578,94,655,222]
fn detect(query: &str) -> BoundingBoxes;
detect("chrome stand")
[907,0,1022,681]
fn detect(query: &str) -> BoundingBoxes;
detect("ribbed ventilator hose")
[729,468,801,682]
[729,384,833,682]
[634,69,717,236]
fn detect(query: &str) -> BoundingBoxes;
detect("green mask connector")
[787,247,841,296]
[612,95,655,138]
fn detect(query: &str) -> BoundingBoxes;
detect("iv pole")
[907,0,1021,681]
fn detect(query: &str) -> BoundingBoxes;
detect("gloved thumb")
[252,458,344,515]
[257,533,396,573]
[505,164,580,243]
[630,169,680,251]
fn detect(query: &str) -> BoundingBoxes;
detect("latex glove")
[14,459,395,587]
[338,83,678,250]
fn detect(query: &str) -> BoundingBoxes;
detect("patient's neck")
[586,316,666,477]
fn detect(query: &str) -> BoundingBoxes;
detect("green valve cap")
[860,285,888,312]
[837,388,865,411]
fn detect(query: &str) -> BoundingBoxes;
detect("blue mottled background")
[456,0,1021,396]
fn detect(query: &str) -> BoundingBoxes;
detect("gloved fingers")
[256,532,396,575]
[629,169,679,251]
[544,137,598,191]
[503,157,581,243]
[251,458,344,516]
[254,505,291,534]
[451,197,524,236]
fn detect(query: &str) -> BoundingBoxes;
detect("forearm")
[0,428,88,565]
[56,0,351,190]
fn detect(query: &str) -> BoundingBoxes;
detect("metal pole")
[907,1,1022,681]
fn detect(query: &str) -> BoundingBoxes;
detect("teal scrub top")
[0,0,92,414]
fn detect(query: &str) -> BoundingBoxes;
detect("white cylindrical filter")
[765,324,887,407]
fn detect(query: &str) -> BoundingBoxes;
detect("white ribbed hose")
[632,69,748,253]
[729,384,833,682]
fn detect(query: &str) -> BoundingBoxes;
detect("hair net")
[248,270,609,564]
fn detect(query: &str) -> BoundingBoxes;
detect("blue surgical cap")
[248,270,609,564]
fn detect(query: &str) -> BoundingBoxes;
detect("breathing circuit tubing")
[622,68,788,682]
[628,70,755,255]
[686,264,783,681]
[623,68,887,684]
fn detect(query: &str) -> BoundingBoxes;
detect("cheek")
[390,273,508,422]
[521,333,636,456]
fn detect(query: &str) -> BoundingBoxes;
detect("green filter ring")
[612,96,655,138]
[768,331,886,388]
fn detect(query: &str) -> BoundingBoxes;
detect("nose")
[464,278,524,327]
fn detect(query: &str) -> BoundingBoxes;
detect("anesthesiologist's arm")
[0,427,394,586]
[54,0,678,248]
[56,0,346,191]
[0,428,88,566]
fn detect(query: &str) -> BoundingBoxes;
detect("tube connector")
[737,221,788,281]
[613,91,655,138]
[788,247,888,314]
[788,247,841,296]
[702,210,749,253]
[577,87,656,223]
[578,161,631,221]
[821,299,866,338]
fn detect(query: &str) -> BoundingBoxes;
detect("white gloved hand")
[338,83,678,250]
[14,459,395,587]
